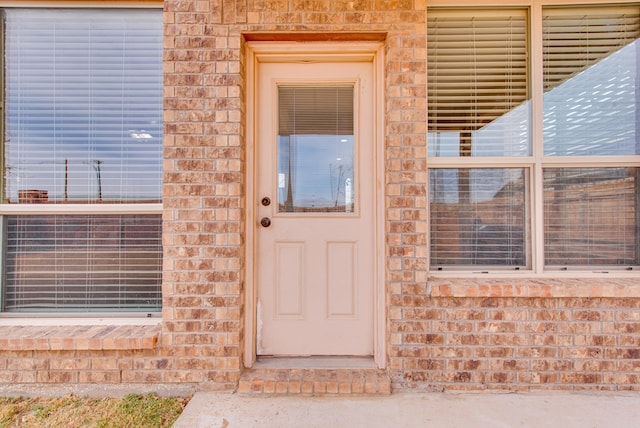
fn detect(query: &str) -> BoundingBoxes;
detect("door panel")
[256,60,374,356]
[326,241,357,318]
[274,242,304,318]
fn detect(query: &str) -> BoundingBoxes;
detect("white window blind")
[543,6,640,93]
[278,86,354,136]
[4,214,162,312]
[543,6,640,156]
[427,9,530,157]
[3,9,163,203]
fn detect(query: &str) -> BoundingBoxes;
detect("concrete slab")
[173,391,640,428]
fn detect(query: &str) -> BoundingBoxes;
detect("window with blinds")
[542,5,640,269]
[277,86,355,213]
[428,4,640,272]
[3,9,163,203]
[543,6,640,156]
[427,8,531,269]
[430,168,527,269]
[427,9,530,157]
[544,168,639,267]
[1,9,163,312]
[4,215,162,312]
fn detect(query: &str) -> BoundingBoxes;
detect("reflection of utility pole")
[332,163,344,207]
[92,160,103,201]
[65,159,69,201]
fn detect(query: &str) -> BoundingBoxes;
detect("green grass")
[0,393,189,428]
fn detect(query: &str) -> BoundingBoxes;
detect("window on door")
[427,4,640,272]
[277,85,356,213]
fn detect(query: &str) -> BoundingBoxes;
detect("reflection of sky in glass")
[278,135,354,211]
[544,39,639,156]
[429,38,639,157]
[4,9,163,203]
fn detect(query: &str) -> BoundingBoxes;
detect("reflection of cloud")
[129,131,154,140]
[4,9,163,202]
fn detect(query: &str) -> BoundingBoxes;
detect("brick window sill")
[428,278,640,299]
[0,324,161,351]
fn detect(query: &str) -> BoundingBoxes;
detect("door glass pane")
[277,86,355,213]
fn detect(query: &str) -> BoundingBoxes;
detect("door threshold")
[254,356,376,369]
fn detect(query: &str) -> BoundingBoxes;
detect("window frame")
[426,0,640,278]
[0,1,164,317]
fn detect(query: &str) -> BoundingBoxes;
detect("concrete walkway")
[173,391,640,428]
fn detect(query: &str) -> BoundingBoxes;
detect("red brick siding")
[390,296,640,392]
[1,0,638,393]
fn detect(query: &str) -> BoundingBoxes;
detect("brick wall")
[2,0,639,393]
[390,288,640,391]
[0,350,158,384]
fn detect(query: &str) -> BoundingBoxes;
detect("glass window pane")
[3,214,162,312]
[430,168,528,268]
[3,9,163,203]
[277,86,355,213]
[427,9,531,157]
[544,167,639,267]
[543,6,640,156]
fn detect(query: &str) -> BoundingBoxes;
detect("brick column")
[163,0,245,389]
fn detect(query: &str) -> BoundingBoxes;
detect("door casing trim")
[244,41,386,369]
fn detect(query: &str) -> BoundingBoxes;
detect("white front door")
[256,59,375,356]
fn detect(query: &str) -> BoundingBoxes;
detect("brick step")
[238,367,391,396]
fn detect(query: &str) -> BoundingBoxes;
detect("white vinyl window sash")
[428,8,532,271]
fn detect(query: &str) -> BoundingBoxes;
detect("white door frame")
[244,41,386,369]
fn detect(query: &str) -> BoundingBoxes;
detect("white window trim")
[0,316,161,326]
[427,0,640,277]
[0,203,162,216]
[0,1,161,8]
